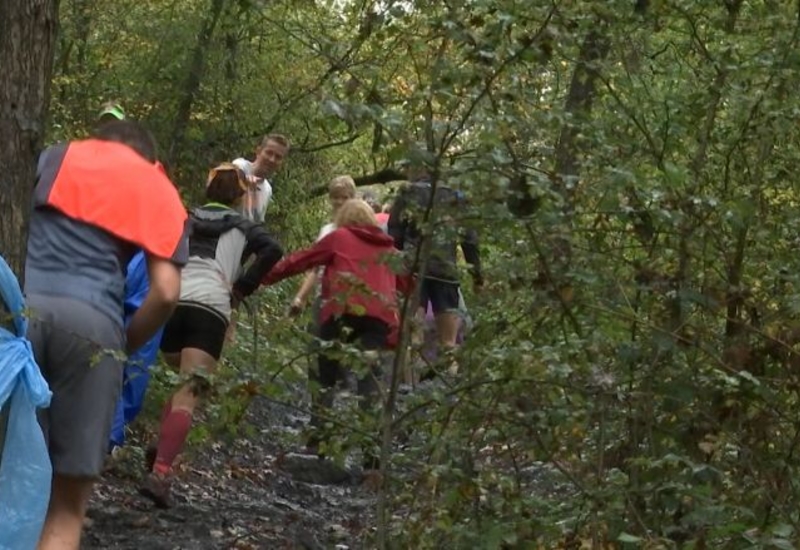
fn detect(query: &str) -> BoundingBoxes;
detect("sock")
[160,400,173,423]
[153,408,192,475]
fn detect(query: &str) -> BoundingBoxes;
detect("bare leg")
[151,347,216,475]
[170,347,217,415]
[435,312,461,375]
[38,475,94,550]
[407,307,428,387]
[143,348,217,507]
[434,311,460,349]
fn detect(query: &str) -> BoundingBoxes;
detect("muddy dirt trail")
[82,396,377,550]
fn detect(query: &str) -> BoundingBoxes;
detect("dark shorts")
[420,278,460,314]
[27,294,124,478]
[315,315,389,388]
[160,302,228,360]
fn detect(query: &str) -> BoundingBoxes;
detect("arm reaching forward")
[262,233,337,286]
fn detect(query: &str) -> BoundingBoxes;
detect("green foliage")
[54,0,800,547]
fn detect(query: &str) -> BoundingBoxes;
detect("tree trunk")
[554,26,610,207]
[546,24,610,275]
[0,0,60,279]
[167,0,226,166]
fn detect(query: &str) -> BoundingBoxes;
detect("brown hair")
[328,175,357,199]
[259,133,290,150]
[92,120,157,163]
[206,164,246,205]
[334,199,378,227]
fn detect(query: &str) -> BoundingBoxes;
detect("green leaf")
[769,539,796,550]
[617,532,642,544]
[663,161,687,187]
[772,524,794,538]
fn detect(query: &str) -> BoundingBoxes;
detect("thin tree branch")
[308,167,407,197]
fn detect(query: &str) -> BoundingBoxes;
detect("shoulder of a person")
[227,210,260,230]
[36,142,67,173]
[145,163,185,211]
[317,223,347,242]
[231,157,251,171]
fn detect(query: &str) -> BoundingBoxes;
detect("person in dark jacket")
[387,169,483,372]
[262,199,409,468]
[140,163,283,507]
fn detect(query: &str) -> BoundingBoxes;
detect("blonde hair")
[328,175,357,199]
[334,199,378,227]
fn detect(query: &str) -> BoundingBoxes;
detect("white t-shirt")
[232,158,273,223]
[314,222,337,281]
[317,222,336,241]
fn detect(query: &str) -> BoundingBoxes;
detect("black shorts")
[315,315,389,388]
[420,278,460,314]
[160,302,228,360]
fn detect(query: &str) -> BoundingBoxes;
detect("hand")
[287,297,304,317]
[225,322,237,344]
[230,290,244,310]
[246,174,260,189]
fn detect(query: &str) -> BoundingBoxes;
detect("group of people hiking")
[14,103,483,549]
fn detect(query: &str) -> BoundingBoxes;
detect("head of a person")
[97,102,125,126]
[92,120,158,163]
[397,150,433,182]
[328,175,357,213]
[253,133,290,179]
[206,163,247,206]
[360,191,382,214]
[406,162,432,183]
[334,199,378,228]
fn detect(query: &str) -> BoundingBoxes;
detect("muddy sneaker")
[103,445,125,474]
[139,473,173,509]
[442,348,460,376]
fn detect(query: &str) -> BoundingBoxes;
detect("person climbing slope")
[289,175,357,316]
[262,199,409,469]
[92,103,169,455]
[388,165,483,378]
[108,250,166,453]
[140,163,283,508]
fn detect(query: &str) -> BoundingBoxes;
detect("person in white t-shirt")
[231,133,290,222]
[289,175,357,316]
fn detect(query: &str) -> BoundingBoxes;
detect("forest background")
[4,0,800,547]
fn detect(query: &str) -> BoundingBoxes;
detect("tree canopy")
[38,0,800,546]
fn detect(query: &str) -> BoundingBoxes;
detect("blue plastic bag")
[0,254,52,550]
[109,251,163,449]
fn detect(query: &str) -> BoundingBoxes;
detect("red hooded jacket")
[262,225,409,342]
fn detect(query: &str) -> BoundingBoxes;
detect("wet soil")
[82,396,376,550]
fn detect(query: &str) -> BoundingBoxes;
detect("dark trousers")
[308,315,388,465]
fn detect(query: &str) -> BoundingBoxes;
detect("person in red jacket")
[262,199,406,468]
